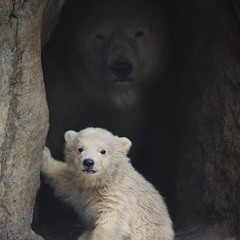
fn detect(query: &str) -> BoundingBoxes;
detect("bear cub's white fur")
[41,127,174,240]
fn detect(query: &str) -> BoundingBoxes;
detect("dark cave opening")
[33,0,240,239]
[34,0,200,237]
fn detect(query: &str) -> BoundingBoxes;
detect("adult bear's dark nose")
[111,61,133,79]
[83,158,94,167]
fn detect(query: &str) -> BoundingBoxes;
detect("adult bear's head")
[63,0,171,108]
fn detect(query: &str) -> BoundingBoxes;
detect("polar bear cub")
[41,127,174,240]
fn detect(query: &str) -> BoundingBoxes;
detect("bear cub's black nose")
[83,158,94,167]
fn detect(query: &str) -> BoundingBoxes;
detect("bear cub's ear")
[64,130,77,143]
[119,137,132,154]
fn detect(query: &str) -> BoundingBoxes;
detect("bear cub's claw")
[41,146,53,173]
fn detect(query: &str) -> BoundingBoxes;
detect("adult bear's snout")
[111,61,133,80]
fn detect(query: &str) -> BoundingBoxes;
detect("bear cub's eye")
[78,147,84,153]
[135,31,144,38]
[96,33,104,40]
[100,149,106,155]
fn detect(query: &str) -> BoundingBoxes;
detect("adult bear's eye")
[100,149,106,155]
[96,33,104,40]
[78,147,84,153]
[135,31,144,38]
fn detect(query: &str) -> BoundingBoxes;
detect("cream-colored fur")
[41,127,174,240]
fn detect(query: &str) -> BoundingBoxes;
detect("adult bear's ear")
[64,130,77,143]
[119,137,132,154]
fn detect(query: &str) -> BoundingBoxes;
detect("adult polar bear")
[43,0,172,162]
[65,0,170,108]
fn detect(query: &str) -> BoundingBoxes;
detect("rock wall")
[0,1,65,239]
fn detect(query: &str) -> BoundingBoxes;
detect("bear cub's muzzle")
[82,158,97,174]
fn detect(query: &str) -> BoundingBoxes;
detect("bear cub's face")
[64,128,132,177]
